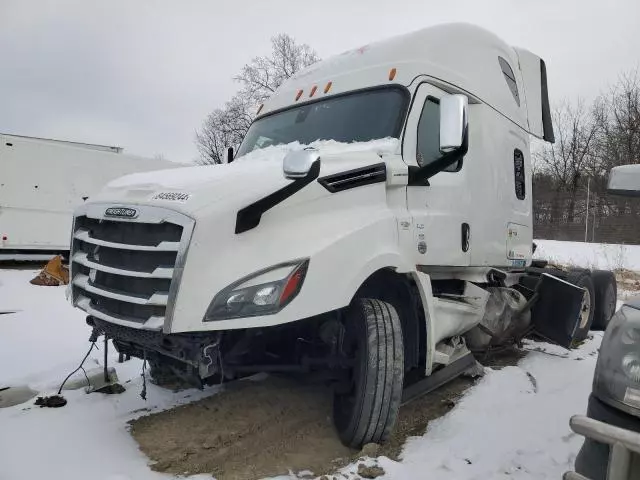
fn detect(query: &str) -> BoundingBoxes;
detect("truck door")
[403,82,471,267]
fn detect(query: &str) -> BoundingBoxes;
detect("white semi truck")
[0,133,182,260]
[68,23,618,447]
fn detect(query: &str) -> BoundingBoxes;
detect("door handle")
[462,223,470,252]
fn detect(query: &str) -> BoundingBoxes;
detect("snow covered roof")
[1,132,123,153]
[261,23,552,141]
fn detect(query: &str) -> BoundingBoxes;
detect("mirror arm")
[407,127,469,186]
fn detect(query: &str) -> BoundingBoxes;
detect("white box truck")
[68,23,618,447]
[0,133,183,260]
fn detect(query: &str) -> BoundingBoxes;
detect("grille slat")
[75,217,182,246]
[76,242,178,273]
[93,270,171,298]
[73,275,169,306]
[74,229,180,251]
[77,296,165,330]
[70,209,193,329]
[73,252,174,279]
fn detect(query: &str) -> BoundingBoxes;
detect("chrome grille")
[69,204,195,331]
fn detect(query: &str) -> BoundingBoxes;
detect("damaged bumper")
[88,316,221,380]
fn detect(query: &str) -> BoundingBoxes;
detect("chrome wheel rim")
[579,288,592,329]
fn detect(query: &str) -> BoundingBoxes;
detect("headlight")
[204,259,309,321]
[593,302,640,416]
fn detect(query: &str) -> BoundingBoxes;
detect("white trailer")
[67,23,618,448]
[0,133,183,260]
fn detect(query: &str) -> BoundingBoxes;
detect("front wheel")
[333,298,404,448]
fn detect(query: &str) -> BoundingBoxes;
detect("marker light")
[280,268,304,305]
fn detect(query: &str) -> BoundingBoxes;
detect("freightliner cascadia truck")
[67,23,618,447]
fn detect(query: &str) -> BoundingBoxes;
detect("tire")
[566,271,596,343]
[333,298,404,448]
[591,270,618,331]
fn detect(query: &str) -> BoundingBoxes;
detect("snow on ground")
[374,336,601,480]
[534,239,640,271]
[0,239,635,480]
[534,239,640,305]
[0,269,217,480]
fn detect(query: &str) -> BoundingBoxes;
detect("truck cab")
[68,23,598,448]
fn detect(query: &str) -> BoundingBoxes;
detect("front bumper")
[89,316,221,380]
[575,393,640,479]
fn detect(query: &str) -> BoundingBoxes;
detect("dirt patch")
[130,350,524,480]
[616,269,640,292]
[476,345,528,370]
[130,376,354,480]
[357,463,385,478]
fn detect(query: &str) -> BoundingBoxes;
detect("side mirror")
[440,94,469,153]
[283,148,320,179]
[607,165,640,197]
[407,94,469,186]
[227,147,234,164]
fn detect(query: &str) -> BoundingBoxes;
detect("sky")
[1,0,639,163]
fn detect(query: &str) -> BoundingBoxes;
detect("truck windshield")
[236,88,408,158]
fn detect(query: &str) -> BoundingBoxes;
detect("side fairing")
[513,47,555,143]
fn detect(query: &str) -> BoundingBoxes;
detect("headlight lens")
[593,302,640,414]
[204,259,309,321]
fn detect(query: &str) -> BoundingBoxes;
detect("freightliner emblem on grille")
[104,207,138,219]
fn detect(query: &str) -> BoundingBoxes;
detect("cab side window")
[498,57,520,106]
[416,97,461,172]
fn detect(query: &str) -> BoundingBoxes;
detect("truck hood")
[92,138,399,215]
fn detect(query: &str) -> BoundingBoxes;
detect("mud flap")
[531,273,585,348]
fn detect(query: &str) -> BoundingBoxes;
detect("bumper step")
[401,353,477,406]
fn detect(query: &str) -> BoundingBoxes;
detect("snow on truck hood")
[98,138,399,212]
[106,138,399,190]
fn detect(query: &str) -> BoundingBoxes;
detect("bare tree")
[591,70,640,220]
[196,34,320,164]
[534,99,599,223]
[235,34,319,105]
[592,71,640,173]
[195,94,255,165]
[533,71,640,243]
